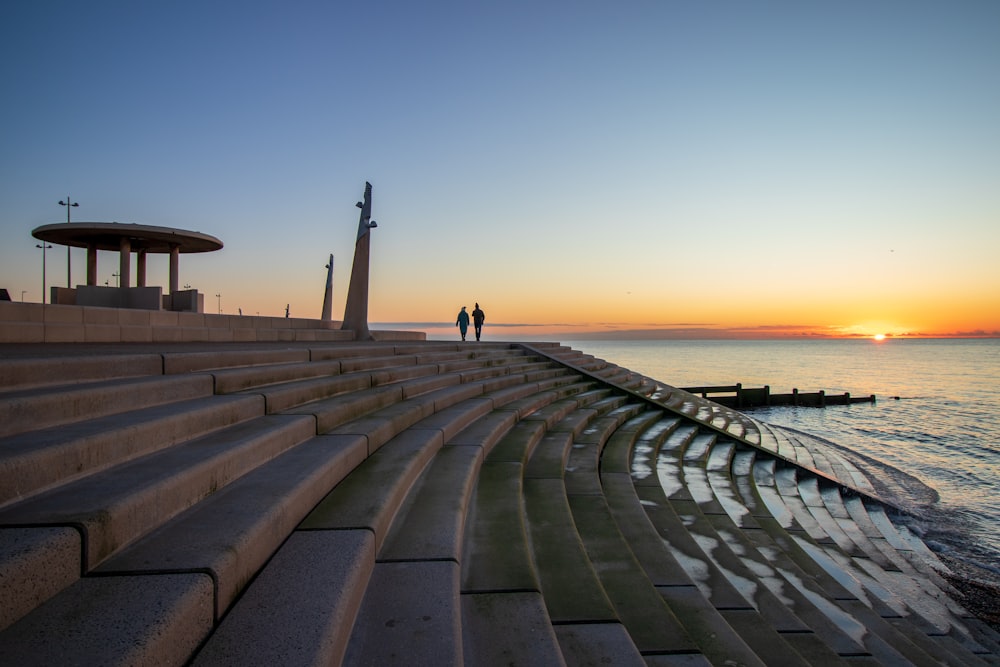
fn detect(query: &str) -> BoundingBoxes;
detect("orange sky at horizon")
[361,269,999,341]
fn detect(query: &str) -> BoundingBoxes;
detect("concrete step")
[8,434,371,662]
[0,414,315,570]
[0,373,215,439]
[637,421,864,664]
[0,393,264,506]
[0,570,215,666]
[191,363,572,667]
[0,352,163,392]
[1,339,997,665]
[161,347,311,374]
[188,429,444,667]
[0,527,81,633]
[0,414,315,632]
[191,529,374,667]
[748,459,982,664]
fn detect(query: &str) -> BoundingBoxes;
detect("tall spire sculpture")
[341,181,377,340]
[321,254,334,321]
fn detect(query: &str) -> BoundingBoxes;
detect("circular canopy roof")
[32,222,223,254]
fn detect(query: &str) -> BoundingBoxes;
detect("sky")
[2,1,998,340]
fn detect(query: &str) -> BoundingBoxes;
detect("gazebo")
[31,222,223,311]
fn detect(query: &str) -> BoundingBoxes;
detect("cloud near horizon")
[374,322,1000,340]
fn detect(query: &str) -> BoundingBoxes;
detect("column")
[87,244,98,286]
[137,249,148,287]
[169,245,180,294]
[119,237,131,288]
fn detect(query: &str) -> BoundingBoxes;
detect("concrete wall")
[0,302,425,344]
[76,286,163,310]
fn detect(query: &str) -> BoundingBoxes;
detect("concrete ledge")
[0,302,422,344]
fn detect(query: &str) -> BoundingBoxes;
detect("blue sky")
[2,1,998,338]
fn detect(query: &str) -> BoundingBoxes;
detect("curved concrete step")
[0,340,997,666]
[197,362,585,666]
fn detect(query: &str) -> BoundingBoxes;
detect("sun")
[873,333,886,341]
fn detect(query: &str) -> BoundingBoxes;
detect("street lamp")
[111,272,120,287]
[21,290,27,302]
[35,243,53,304]
[58,197,79,288]
[215,293,221,314]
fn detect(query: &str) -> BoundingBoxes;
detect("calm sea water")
[563,338,1000,575]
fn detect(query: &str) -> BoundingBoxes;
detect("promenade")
[1,304,998,665]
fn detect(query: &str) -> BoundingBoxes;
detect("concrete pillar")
[169,245,180,294]
[119,237,131,288]
[136,249,148,287]
[87,244,98,286]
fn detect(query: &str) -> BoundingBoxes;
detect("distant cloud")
[372,322,1000,340]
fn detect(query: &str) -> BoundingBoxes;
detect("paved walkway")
[0,339,997,665]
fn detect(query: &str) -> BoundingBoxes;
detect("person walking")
[456,306,470,341]
[472,302,486,341]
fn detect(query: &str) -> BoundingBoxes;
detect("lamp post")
[111,272,120,288]
[21,290,27,302]
[35,243,53,304]
[215,293,221,314]
[58,197,79,288]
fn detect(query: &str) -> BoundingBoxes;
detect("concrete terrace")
[1,306,998,665]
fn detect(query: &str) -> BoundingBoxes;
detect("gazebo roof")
[32,222,223,254]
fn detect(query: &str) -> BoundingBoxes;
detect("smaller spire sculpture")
[321,254,334,321]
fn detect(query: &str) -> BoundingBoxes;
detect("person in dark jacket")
[456,306,470,341]
[472,303,486,341]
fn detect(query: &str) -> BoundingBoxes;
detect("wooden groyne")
[682,382,876,409]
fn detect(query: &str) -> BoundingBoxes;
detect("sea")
[560,338,1000,577]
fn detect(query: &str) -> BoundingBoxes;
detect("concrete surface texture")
[0,333,998,666]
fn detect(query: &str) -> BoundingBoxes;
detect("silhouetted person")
[472,302,486,341]
[456,306,470,341]
[285,304,290,318]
